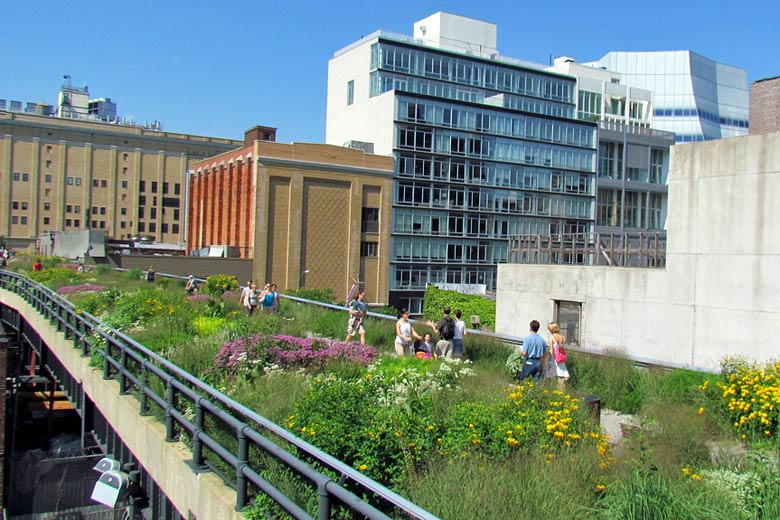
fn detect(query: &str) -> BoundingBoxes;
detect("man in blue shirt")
[520,320,546,381]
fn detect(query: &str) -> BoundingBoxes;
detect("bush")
[285,287,337,305]
[202,274,239,298]
[422,285,496,331]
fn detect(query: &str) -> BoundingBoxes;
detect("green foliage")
[568,351,646,413]
[95,264,112,276]
[123,268,142,281]
[422,285,495,330]
[192,316,227,337]
[202,274,239,298]
[28,267,83,288]
[100,288,188,329]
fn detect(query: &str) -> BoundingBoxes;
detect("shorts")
[347,318,365,336]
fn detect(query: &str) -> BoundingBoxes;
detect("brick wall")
[750,77,780,135]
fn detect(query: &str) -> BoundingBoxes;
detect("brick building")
[750,76,780,135]
[0,110,241,247]
[188,128,394,302]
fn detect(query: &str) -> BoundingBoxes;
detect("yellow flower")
[698,407,705,414]
[358,464,367,471]
[682,467,690,475]
[596,484,606,492]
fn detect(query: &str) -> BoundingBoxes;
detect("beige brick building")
[189,133,394,302]
[0,110,241,246]
[749,76,780,135]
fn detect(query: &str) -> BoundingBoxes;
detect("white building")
[586,51,749,143]
[327,12,598,312]
[496,130,780,371]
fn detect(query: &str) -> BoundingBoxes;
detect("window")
[554,300,581,346]
[121,208,127,216]
[361,207,379,233]
[44,174,52,183]
[122,180,128,189]
[44,202,51,211]
[174,183,181,195]
[92,207,98,215]
[75,205,80,213]
[149,223,156,232]
[173,209,180,221]
[161,223,169,233]
[13,172,20,181]
[65,219,72,226]
[93,179,99,187]
[100,207,106,215]
[75,177,81,186]
[120,221,126,229]
[123,153,129,161]
[163,182,169,194]
[12,201,18,210]
[12,216,18,224]
[46,145,53,154]
[361,241,378,257]
[151,181,158,193]
[139,180,146,192]
[139,195,146,206]
[122,167,128,175]
[101,179,107,188]
[73,219,80,227]
[21,202,27,210]
[22,173,29,182]
[347,80,354,105]
[138,223,145,232]
[172,224,179,234]
[43,217,50,225]
[150,208,157,219]
[66,204,73,213]
[45,160,52,168]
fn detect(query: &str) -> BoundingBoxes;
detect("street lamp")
[298,269,311,290]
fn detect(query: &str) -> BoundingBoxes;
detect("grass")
[3,254,779,519]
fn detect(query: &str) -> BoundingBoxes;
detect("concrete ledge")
[0,289,244,519]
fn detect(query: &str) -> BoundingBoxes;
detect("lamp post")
[298,269,311,290]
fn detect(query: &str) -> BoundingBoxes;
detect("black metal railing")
[0,271,440,520]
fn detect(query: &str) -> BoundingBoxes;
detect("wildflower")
[698,407,705,414]
[358,464,367,471]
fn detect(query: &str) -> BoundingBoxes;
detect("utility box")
[90,470,128,508]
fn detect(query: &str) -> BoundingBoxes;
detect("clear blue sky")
[3,1,777,143]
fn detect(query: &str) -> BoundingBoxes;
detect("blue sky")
[3,1,777,143]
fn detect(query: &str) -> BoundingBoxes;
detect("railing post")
[318,481,332,520]
[139,362,149,415]
[102,336,111,380]
[119,345,128,394]
[191,399,206,470]
[165,379,176,442]
[235,428,248,510]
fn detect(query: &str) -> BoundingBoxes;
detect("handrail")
[0,270,441,520]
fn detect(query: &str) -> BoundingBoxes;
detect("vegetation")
[422,284,496,330]
[2,254,778,519]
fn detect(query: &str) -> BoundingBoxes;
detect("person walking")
[240,281,254,314]
[547,322,570,388]
[394,308,422,356]
[519,320,546,382]
[260,283,275,313]
[452,309,467,357]
[345,291,367,344]
[427,306,455,359]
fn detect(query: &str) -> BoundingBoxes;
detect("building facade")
[326,12,598,312]
[749,76,780,135]
[548,58,674,234]
[496,131,780,371]
[587,51,749,143]
[0,110,241,246]
[188,137,394,303]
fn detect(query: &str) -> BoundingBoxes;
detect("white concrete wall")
[326,40,396,155]
[497,131,780,370]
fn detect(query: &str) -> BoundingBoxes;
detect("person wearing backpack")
[427,306,455,359]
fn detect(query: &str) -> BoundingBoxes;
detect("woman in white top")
[547,322,570,387]
[395,308,422,356]
[452,309,467,357]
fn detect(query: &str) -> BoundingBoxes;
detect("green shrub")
[422,285,496,331]
[28,267,82,288]
[285,287,337,304]
[568,351,645,413]
[202,274,239,298]
[95,264,112,276]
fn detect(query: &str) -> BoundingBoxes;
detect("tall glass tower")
[327,12,597,312]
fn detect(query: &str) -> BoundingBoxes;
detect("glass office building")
[587,51,749,143]
[327,13,597,312]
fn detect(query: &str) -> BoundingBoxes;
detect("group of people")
[240,281,279,316]
[394,305,466,359]
[0,247,14,267]
[518,319,570,386]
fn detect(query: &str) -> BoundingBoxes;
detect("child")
[415,333,435,359]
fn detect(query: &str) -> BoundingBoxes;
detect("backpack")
[440,317,455,340]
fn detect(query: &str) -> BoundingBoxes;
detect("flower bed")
[56,284,109,295]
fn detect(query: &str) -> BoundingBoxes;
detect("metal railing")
[0,271,440,520]
[508,232,666,268]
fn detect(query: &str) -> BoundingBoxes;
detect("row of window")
[597,189,665,229]
[393,208,591,238]
[398,154,593,194]
[598,143,667,184]
[372,70,574,119]
[397,126,595,171]
[371,42,575,103]
[392,264,498,291]
[139,181,181,195]
[136,222,180,234]
[395,181,592,219]
[654,107,748,128]
[397,99,595,148]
